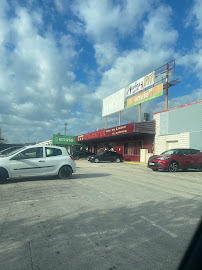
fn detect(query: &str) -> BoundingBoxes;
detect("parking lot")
[0,160,202,270]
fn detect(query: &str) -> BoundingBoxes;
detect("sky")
[0,0,202,143]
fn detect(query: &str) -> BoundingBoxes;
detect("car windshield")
[161,149,179,155]
[97,151,105,156]
[4,147,25,157]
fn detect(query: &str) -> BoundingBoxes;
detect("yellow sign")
[127,83,163,108]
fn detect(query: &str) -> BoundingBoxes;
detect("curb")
[124,161,147,165]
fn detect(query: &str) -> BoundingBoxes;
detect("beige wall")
[154,114,190,155]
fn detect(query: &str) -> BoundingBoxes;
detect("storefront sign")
[125,71,155,98]
[127,83,163,108]
[52,134,81,145]
[76,123,134,141]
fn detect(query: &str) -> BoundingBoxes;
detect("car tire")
[58,166,72,179]
[199,163,202,172]
[168,161,178,172]
[152,169,158,171]
[0,168,8,184]
[116,158,121,163]
[94,158,99,163]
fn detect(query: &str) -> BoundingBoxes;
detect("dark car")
[148,148,202,172]
[72,150,96,160]
[88,150,123,163]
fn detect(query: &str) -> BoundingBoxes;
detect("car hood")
[149,155,170,160]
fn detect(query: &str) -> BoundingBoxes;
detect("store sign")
[127,83,163,108]
[125,71,155,98]
[52,134,80,145]
[76,123,134,141]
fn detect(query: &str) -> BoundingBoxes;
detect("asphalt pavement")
[0,160,202,270]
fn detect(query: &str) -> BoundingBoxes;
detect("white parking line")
[141,216,177,238]
[100,192,113,200]
[15,199,39,204]
[75,228,129,238]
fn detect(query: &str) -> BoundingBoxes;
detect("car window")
[179,149,191,155]
[45,147,62,157]
[12,147,43,160]
[190,149,200,155]
[161,149,178,155]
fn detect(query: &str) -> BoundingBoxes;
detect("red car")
[148,148,202,172]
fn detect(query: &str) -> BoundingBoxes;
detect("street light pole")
[64,122,67,135]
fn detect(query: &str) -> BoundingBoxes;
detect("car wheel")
[116,158,121,163]
[199,163,202,172]
[94,158,99,163]
[0,168,8,184]
[152,169,158,171]
[58,166,72,179]
[168,161,178,172]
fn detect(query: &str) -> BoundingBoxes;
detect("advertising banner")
[125,71,155,98]
[52,134,81,145]
[127,83,163,108]
[77,123,134,141]
[102,88,125,117]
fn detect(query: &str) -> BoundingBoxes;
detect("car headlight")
[157,156,171,160]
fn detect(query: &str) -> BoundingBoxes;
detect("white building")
[153,100,202,154]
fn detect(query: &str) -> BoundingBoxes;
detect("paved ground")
[0,160,202,270]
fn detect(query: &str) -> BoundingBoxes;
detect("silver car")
[0,145,76,183]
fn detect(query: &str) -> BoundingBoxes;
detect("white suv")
[0,145,76,183]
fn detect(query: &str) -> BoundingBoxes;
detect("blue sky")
[0,0,202,143]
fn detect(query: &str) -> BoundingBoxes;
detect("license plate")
[149,162,155,165]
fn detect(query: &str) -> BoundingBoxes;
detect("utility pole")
[165,63,169,110]
[64,122,67,135]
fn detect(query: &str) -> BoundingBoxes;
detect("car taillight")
[70,155,74,161]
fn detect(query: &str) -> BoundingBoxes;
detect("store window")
[124,141,143,156]
[124,142,135,155]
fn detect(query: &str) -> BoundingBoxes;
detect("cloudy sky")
[0,0,202,143]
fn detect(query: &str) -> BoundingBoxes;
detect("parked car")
[88,150,123,163]
[148,148,202,172]
[0,146,23,156]
[72,150,96,160]
[0,145,76,183]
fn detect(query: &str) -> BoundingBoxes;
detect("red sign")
[76,123,134,141]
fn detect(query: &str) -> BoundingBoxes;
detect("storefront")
[76,121,155,162]
[52,134,82,154]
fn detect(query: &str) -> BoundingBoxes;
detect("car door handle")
[39,160,45,162]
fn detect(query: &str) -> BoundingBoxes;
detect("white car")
[0,145,76,183]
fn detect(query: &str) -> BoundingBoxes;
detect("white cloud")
[66,20,85,35]
[143,5,178,50]
[177,0,202,84]
[73,0,154,43]
[72,0,155,69]
[186,0,202,32]
[94,43,118,69]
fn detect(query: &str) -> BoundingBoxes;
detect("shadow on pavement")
[73,173,110,179]
[1,173,111,184]
[0,196,201,270]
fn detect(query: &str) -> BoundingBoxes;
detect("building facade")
[76,121,155,162]
[154,100,202,154]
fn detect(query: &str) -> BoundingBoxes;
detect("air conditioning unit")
[144,113,150,122]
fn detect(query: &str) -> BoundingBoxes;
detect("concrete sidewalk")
[124,161,147,165]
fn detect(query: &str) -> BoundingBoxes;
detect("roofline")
[153,99,202,115]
